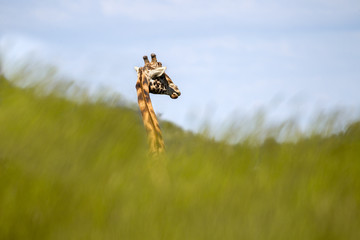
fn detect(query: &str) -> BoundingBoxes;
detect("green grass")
[0,73,359,240]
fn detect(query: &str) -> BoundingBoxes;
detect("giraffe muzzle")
[170,93,179,99]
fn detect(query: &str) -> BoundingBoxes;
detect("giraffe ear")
[134,66,140,73]
[149,67,166,79]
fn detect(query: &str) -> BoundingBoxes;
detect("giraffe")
[134,53,181,154]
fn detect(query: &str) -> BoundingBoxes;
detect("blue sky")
[1,0,360,133]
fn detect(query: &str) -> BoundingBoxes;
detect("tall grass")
[0,70,359,240]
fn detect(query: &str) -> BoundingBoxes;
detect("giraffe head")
[135,53,181,99]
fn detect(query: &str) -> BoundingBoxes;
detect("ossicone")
[143,56,149,64]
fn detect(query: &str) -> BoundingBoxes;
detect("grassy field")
[0,72,359,239]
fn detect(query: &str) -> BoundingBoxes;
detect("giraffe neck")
[136,70,165,154]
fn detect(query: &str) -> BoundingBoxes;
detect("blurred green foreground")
[0,74,359,240]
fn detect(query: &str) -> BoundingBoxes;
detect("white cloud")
[31,0,101,24]
[1,0,359,29]
[98,0,360,26]
[0,0,100,28]
[31,6,72,23]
